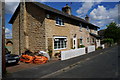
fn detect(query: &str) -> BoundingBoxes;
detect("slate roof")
[90,33,101,39]
[9,2,99,29]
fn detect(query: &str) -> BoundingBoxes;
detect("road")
[48,45,119,78]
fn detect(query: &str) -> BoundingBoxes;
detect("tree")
[104,22,120,43]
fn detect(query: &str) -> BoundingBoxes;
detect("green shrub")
[78,45,85,48]
[48,50,52,57]
[96,47,102,50]
[103,38,114,44]
[71,47,75,49]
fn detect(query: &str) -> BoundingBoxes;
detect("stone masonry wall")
[45,13,93,56]
[12,2,98,55]
[26,3,46,52]
[12,3,46,54]
[12,12,20,55]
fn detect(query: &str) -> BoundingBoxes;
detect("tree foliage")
[104,22,120,43]
[102,38,114,44]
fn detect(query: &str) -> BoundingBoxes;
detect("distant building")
[98,29,105,39]
[9,2,101,57]
[5,39,13,54]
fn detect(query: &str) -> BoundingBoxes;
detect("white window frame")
[46,14,50,18]
[54,36,67,50]
[55,17,64,26]
[80,37,83,45]
[87,37,90,44]
[86,26,90,32]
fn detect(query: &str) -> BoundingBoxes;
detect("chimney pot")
[85,15,89,22]
[62,4,71,15]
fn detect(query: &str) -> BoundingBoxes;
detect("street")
[47,45,119,78]
[4,45,119,79]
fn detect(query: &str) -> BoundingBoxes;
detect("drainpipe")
[0,1,6,77]
[0,1,2,79]
[19,8,21,55]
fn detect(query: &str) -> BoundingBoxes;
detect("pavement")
[3,45,119,79]
[6,60,57,73]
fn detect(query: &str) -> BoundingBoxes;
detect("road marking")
[41,48,113,78]
[86,58,90,61]
[100,53,103,54]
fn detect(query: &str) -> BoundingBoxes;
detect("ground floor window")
[92,38,95,43]
[97,39,99,42]
[54,37,67,49]
[87,37,90,44]
[80,37,83,45]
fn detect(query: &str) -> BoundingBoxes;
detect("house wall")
[45,15,71,56]
[12,2,99,56]
[45,13,93,56]
[90,29,98,35]
[96,39,101,48]
[12,3,46,55]
[12,12,20,54]
[26,3,46,52]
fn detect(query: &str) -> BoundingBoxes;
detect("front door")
[73,38,77,49]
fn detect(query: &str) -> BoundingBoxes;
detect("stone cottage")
[9,2,101,56]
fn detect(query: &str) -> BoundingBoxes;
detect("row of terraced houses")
[9,2,101,57]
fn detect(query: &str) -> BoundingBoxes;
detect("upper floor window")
[94,28,97,33]
[86,26,90,32]
[79,23,82,32]
[56,17,64,26]
[46,14,50,18]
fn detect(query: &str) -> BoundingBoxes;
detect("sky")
[5,1,119,39]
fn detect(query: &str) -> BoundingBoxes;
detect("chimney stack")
[62,4,71,15]
[85,15,89,22]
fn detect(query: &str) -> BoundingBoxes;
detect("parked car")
[5,48,20,65]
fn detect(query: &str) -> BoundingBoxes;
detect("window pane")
[80,39,82,44]
[56,17,59,24]
[59,20,62,25]
[58,41,60,48]
[55,17,64,26]
[56,20,59,24]
[61,41,64,48]
[62,20,64,25]
[54,38,67,49]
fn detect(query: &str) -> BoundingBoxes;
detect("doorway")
[73,38,77,49]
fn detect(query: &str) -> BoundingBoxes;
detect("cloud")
[76,0,103,18]
[5,0,40,14]
[5,28,10,33]
[90,4,118,28]
[76,2,94,17]
[5,28,12,38]
[5,2,19,14]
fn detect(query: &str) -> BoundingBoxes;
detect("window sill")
[55,24,65,27]
[79,30,82,32]
[54,48,66,50]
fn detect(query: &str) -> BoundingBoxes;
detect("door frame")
[73,37,77,49]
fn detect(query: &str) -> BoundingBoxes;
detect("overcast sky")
[5,1,119,39]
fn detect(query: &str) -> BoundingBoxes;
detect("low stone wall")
[87,45,95,53]
[61,48,86,60]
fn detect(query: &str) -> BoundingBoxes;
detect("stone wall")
[12,12,20,55]
[12,2,99,56]
[12,2,46,54]
[26,3,46,52]
[45,13,94,56]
